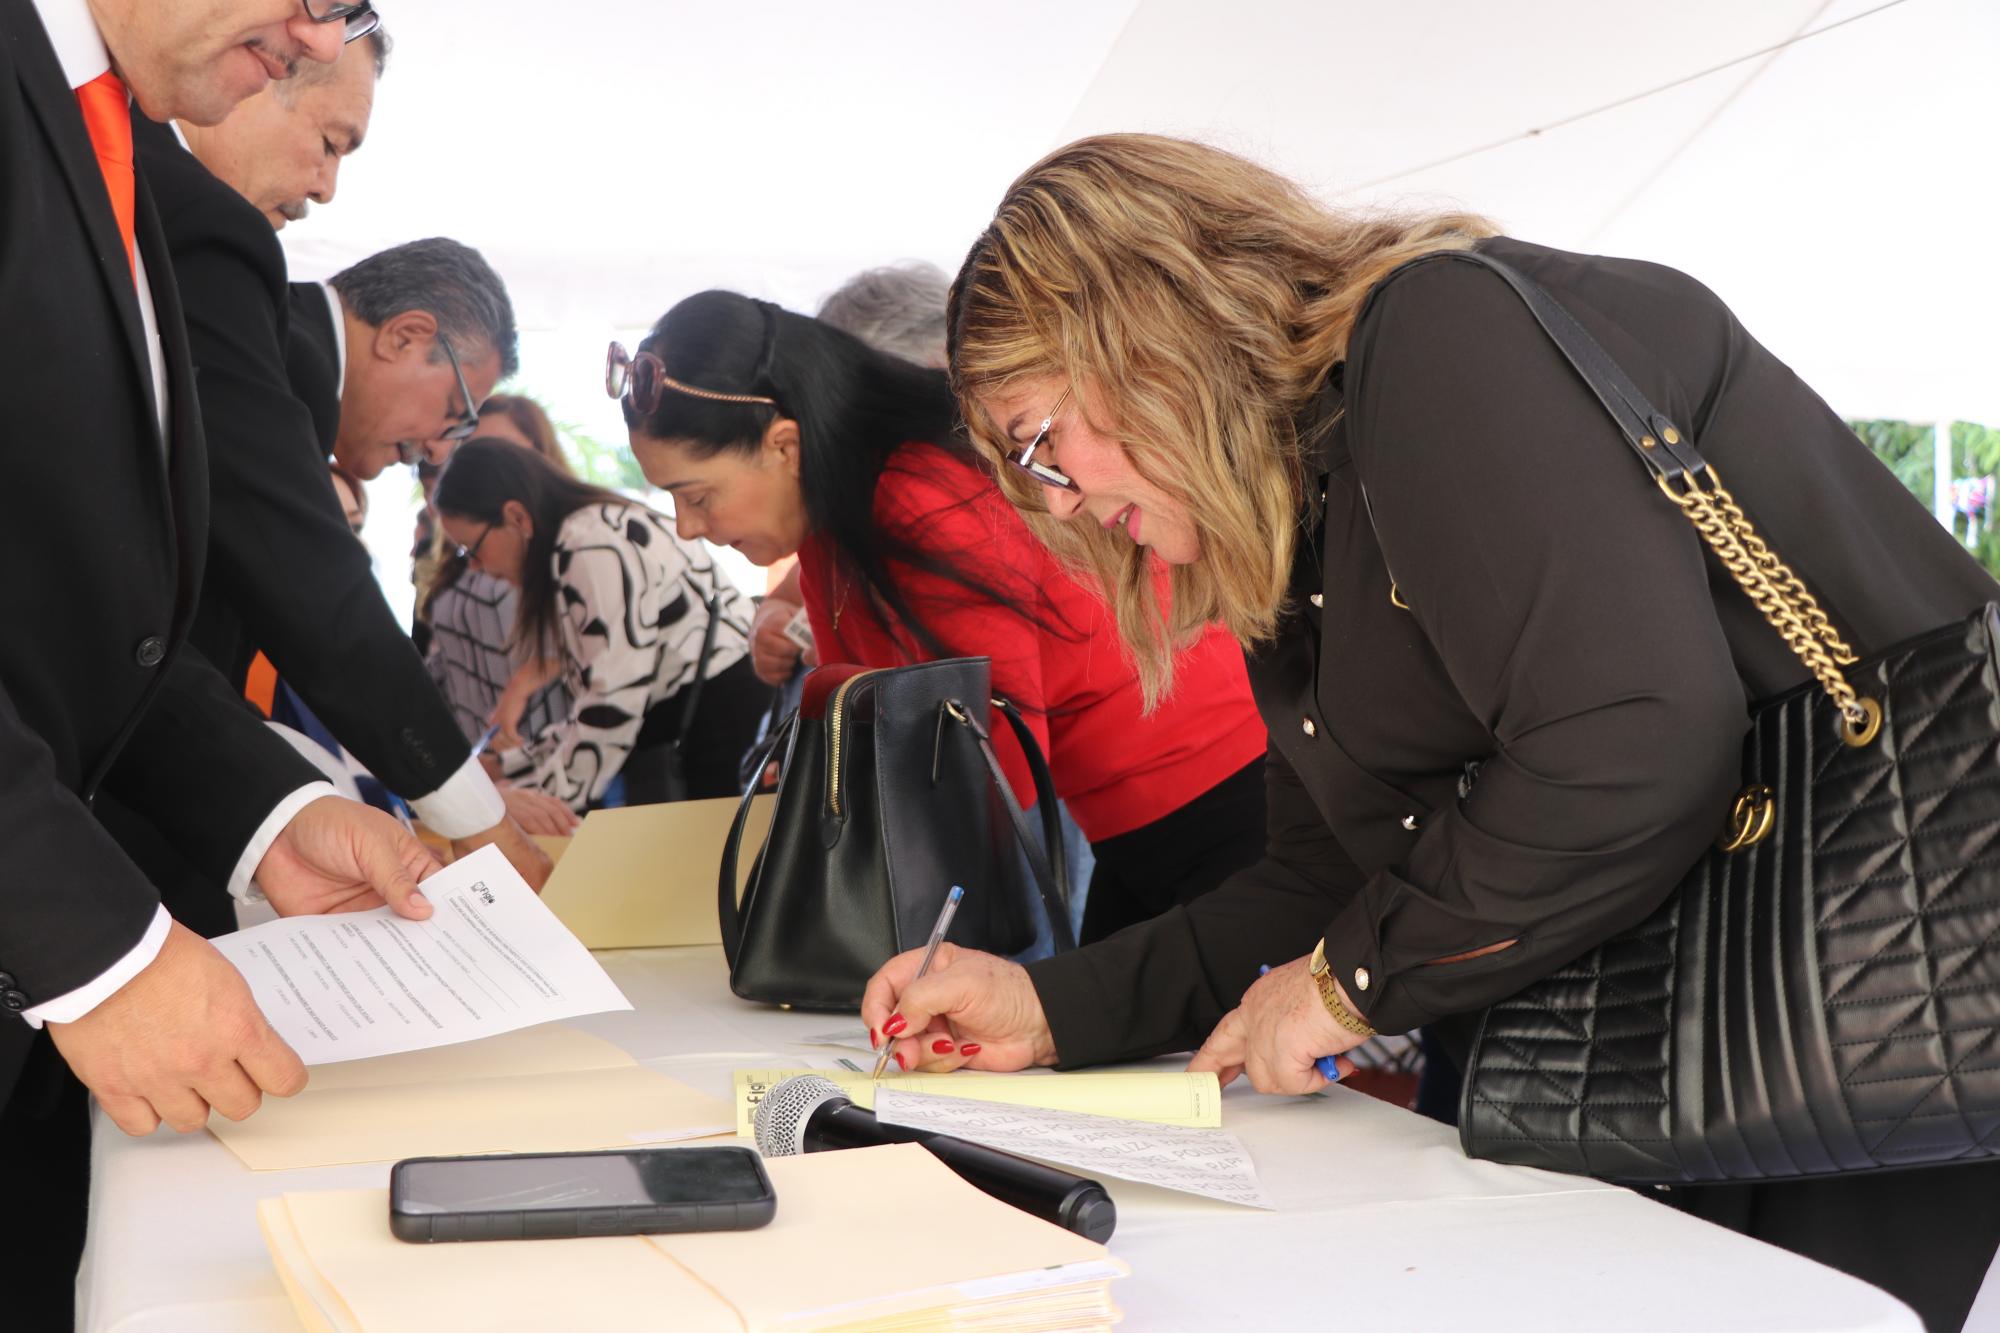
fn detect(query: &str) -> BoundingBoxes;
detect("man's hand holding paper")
[257,795,444,919]
[51,797,444,1138]
[212,843,631,1066]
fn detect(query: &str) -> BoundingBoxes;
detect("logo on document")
[473,881,496,906]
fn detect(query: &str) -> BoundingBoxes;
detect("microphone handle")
[807,1103,1117,1242]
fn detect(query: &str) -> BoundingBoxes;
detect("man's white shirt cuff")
[228,782,342,904]
[407,758,506,839]
[21,904,171,1028]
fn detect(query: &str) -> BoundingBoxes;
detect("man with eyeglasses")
[127,43,561,945]
[0,0,434,1323]
[291,237,511,482]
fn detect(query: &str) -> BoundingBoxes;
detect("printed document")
[212,844,631,1064]
[876,1088,1274,1208]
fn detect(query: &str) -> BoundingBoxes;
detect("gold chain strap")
[1656,466,1881,747]
[1701,483,1859,666]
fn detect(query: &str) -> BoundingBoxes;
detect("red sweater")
[798,443,1267,842]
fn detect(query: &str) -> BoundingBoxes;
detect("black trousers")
[4,1033,90,1332]
[621,656,775,805]
[1080,760,1267,944]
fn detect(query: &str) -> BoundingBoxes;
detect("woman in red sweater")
[611,290,1269,944]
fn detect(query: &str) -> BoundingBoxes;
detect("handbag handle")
[945,696,1076,953]
[672,593,724,757]
[1358,250,1879,748]
[714,693,1076,967]
[717,711,796,965]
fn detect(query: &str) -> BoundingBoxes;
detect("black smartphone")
[388,1145,777,1243]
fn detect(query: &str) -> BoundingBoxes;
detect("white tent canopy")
[280,1,1999,606]
[284,0,1998,422]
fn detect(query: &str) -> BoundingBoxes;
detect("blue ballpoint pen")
[1259,964,1343,1082]
[469,722,502,758]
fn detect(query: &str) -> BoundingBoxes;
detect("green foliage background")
[1850,420,2000,578]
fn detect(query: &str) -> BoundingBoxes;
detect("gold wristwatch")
[1308,939,1377,1038]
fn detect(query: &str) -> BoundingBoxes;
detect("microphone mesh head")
[752,1074,848,1157]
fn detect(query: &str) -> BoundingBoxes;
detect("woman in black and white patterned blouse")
[431,439,769,811]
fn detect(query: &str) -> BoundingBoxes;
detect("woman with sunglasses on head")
[430,439,770,811]
[611,290,1270,949]
[854,134,2000,1329]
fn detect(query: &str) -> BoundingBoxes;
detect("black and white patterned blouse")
[496,502,752,810]
[424,568,570,745]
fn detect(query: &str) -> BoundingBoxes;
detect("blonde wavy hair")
[947,134,1494,706]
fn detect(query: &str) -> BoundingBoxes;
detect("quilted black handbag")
[1434,253,2000,1184]
[716,657,1073,1011]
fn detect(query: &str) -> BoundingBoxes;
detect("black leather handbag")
[1428,252,2000,1185]
[716,657,1073,1011]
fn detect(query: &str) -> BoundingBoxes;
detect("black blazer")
[133,117,475,802]
[285,280,341,455]
[1028,237,2000,1067]
[0,0,320,1097]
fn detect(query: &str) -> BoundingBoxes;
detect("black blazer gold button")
[134,635,167,667]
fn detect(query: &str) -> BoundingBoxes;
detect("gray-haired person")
[816,261,950,367]
[287,237,520,481]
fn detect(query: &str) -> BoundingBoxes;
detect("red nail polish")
[961,1043,982,1057]
[883,1014,907,1037]
[868,1028,878,1048]
[932,1039,954,1055]
[894,1051,909,1071]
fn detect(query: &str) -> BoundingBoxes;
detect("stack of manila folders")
[261,1143,1126,1331]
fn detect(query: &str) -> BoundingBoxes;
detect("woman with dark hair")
[416,395,578,744]
[612,289,1270,947]
[431,439,768,810]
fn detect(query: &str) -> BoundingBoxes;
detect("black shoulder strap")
[673,593,724,751]
[1362,250,1708,483]
[1351,250,1711,607]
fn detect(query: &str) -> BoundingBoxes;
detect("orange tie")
[75,70,136,280]
[244,652,279,718]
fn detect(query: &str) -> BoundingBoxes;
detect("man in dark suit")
[131,36,556,915]
[1,0,446,1320]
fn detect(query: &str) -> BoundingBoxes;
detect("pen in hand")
[470,722,502,758]
[1260,964,1344,1083]
[872,885,965,1080]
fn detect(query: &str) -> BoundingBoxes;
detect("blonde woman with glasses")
[859,134,2000,1328]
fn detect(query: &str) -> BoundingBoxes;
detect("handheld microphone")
[752,1074,1117,1243]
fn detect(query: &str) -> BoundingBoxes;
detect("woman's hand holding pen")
[860,943,1058,1074]
[1187,954,1364,1095]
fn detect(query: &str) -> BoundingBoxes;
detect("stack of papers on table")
[733,1066,1222,1136]
[210,1025,733,1170]
[259,1144,1128,1331]
[538,795,775,949]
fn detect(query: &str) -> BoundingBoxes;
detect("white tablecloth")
[77,946,1924,1332]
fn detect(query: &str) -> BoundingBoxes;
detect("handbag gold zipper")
[826,669,880,817]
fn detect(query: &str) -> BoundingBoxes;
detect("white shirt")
[22,0,343,1028]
